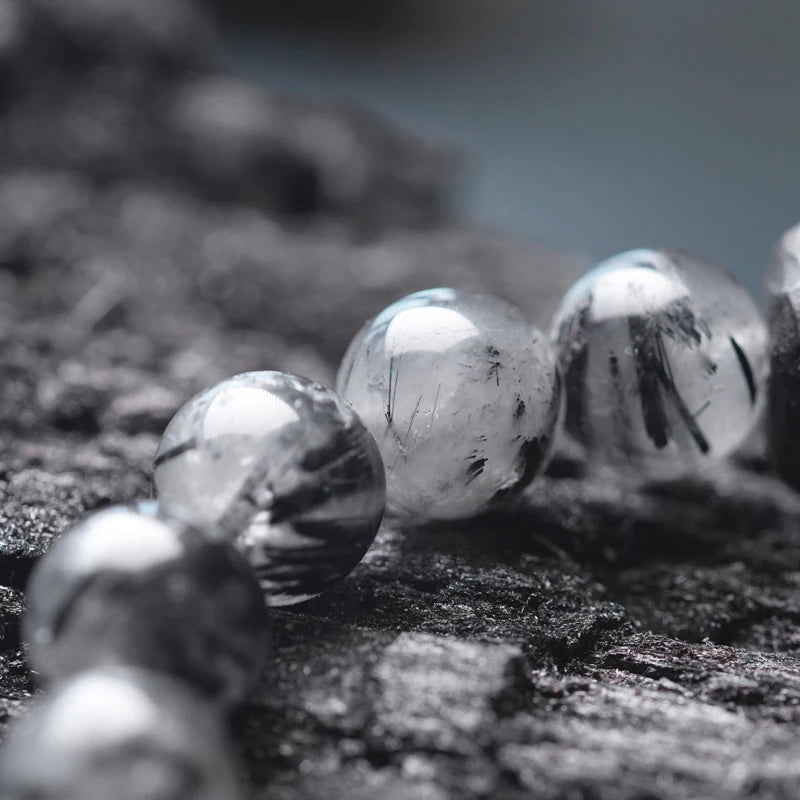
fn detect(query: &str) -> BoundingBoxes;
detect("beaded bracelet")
[0,242,780,798]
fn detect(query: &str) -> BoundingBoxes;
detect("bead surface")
[766,224,800,488]
[153,371,386,605]
[24,502,269,705]
[336,288,562,520]
[552,248,768,468]
[0,667,245,800]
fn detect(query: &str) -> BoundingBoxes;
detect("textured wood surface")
[1,3,800,799]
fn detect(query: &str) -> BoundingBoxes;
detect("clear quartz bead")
[0,668,245,800]
[551,248,768,468]
[766,223,800,488]
[336,288,562,521]
[24,502,269,706]
[153,371,386,606]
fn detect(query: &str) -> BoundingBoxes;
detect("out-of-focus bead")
[0,667,246,800]
[24,502,269,706]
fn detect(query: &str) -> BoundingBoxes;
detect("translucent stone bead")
[766,224,800,488]
[153,371,386,606]
[0,668,245,800]
[24,502,269,706]
[336,288,562,520]
[552,248,769,468]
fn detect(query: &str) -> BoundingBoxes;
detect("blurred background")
[218,0,800,295]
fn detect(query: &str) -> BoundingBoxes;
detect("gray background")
[224,0,800,295]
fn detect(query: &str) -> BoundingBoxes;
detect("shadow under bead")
[23,502,269,707]
[153,371,386,606]
[0,667,246,800]
[551,248,768,470]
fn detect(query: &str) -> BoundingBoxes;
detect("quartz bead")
[0,668,245,800]
[24,502,269,706]
[552,248,768,468]
[336,288,562,520]
[766,224,800,488]
[153,371,386,606]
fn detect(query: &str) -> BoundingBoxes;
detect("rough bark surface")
[1,3,799,799]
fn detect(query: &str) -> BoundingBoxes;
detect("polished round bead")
[24,502,269,706]
[336,288,562,520]
[153,371,386,606]
[551,248,768,468]
[0,668,245,800]
[766,223,800,488]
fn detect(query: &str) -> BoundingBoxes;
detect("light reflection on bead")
[0,668,245,800]
[552,248,768,468]
[24,502,269,706]
[336,288,562,521]
[153,372,386,606]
